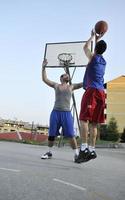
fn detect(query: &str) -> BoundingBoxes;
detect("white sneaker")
[41,151,52,159]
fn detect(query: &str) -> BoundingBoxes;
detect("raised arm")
[83,30,104,62]
[83,30,95,61]
[42,59,57,88]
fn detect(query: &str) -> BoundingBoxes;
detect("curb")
[96,143,125,148]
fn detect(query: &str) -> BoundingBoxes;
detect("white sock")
[80,143,88,151]
[74,148,79,156]
[89,146,95,152]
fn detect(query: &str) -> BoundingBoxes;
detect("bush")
[106,117,119,141]
[106,132,119,141]
[120,128,125,142]
[100,124,108,140]
[99,117,120,142]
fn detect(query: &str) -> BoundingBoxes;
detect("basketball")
[95,21,108,35]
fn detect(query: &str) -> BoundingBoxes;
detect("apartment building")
[105,75,125,132]
[0,119,48,135]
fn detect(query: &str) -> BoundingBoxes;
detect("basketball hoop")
[44,41,92,67]
[58,53,73,66]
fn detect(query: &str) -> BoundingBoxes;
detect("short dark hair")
[95,40,107,55]
[60,73,67,78]
[60,74,64,78]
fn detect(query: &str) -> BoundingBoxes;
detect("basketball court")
[0,141,125,200]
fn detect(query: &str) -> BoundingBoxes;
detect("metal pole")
[64,65,80,135]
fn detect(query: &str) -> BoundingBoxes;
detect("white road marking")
[53,178,86,191]
[0,167,21,172]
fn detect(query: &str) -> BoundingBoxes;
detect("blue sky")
[0,0,125,125]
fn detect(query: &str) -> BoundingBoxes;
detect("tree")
[99,124,108,140]
[99,117,120,141]
[120,128,125,142]
[106,117,119,141]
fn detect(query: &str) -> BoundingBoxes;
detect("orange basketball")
[95,21,108,35]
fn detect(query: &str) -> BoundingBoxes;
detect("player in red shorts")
[75,30,107,163]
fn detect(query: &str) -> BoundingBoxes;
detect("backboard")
[44,41,93,68]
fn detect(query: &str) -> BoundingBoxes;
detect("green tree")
[106,117,119,141]
[99,124,108,140]
[120,128,125,142]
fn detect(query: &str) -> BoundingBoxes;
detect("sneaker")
[75,148,91,163]
[41,151,52,159]
[89,151,97,159]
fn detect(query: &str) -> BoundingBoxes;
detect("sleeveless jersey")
[83,54,106,90]
[53,84,72,111]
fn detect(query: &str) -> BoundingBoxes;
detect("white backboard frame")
[44,41,93,68]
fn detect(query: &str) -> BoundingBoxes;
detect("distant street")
[0,141,125,200]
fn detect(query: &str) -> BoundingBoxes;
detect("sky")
[0,0,125,125]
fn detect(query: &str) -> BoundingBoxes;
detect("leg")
[89,89,105,146]
[48,136,55,147]
[69,136,78,149]
[75,120,91,163]
[69,137,79,162]
[68,136,79,162]
[89,122,98,147]
[79,89,93,149]
[41,110,58,159]
[41,136,55,159]
[61,111,79,160]
[88,122,97,159]
[80,120,89,145]
[87,90,105,159]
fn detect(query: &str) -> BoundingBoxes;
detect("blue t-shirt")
[83,54,106,90]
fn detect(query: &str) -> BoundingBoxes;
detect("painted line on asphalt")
[53,178,86,191]
[0,167,21,172]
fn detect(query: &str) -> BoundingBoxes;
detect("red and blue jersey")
[83,54,106,90]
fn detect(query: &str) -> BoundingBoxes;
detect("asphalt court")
[0,141,125,200]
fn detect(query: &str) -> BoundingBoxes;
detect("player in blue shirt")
[76,30,107,163]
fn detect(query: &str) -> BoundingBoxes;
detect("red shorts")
[79,88,105,123]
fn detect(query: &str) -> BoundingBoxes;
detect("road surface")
[0,141,125,200]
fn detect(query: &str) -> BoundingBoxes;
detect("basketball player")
[41,59,83,161]
[75,30,107,163]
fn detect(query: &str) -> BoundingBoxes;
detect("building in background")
[0,119,48,135]
[1,75,125,135]
[105,75,125,133]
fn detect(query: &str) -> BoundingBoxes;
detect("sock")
[89,146,95,152]
[74,148,79,156]
[80,143,88,151]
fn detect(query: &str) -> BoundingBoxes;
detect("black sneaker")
[89,151,97,159]
[41,151,52,159]
[75,148,91,163]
